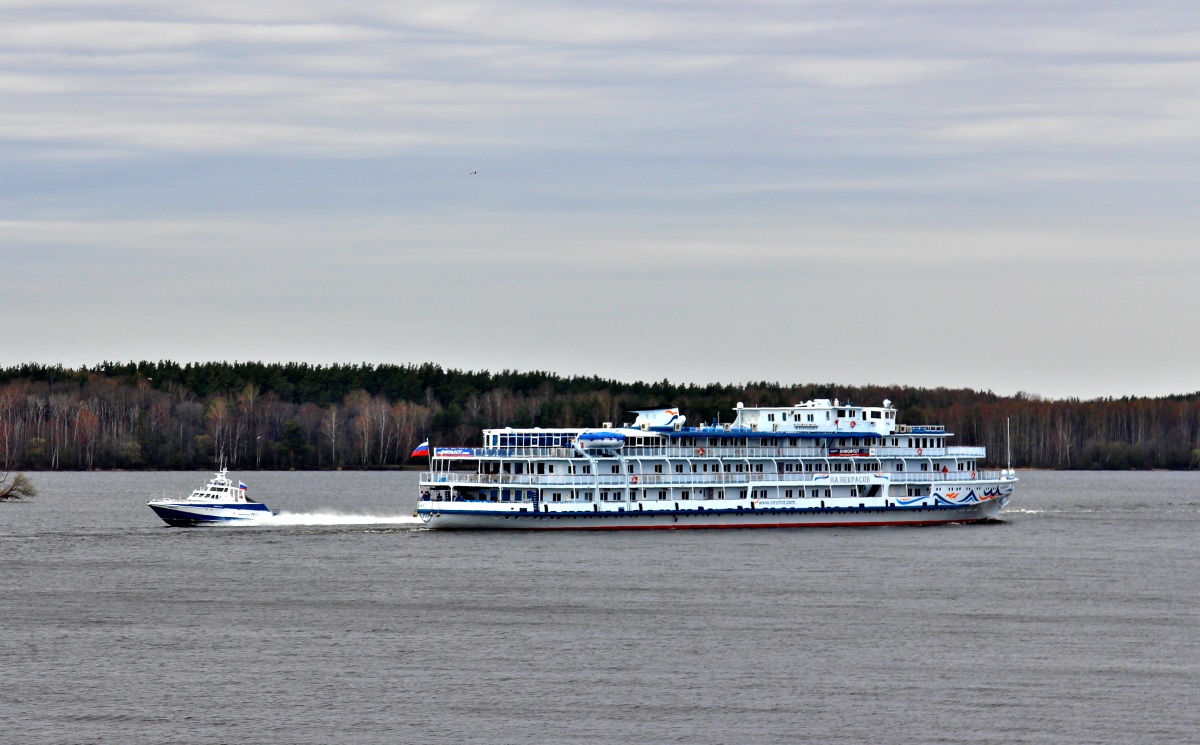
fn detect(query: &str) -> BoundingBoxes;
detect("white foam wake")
[249,512,425,527]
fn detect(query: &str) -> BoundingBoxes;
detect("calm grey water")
[1,470,1197,744]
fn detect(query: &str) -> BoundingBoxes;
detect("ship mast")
[1006,417,1012,471]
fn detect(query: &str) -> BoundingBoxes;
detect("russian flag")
[239,481,248,491]
[411,440,430,458]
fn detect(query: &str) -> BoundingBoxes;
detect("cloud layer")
[1,1,1198,397]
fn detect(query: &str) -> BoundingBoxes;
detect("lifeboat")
[575,432,627,450]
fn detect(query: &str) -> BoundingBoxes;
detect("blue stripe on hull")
[150,502,271,512]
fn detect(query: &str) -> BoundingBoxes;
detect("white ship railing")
[434,445,986,460]
[421,469,1005,487]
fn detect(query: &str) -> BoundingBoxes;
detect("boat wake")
[248,512,425,527]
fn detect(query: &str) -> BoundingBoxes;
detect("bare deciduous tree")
[323,404,340,466]
[0,472,36,501]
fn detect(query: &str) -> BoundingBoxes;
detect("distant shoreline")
[1,361,1197,472]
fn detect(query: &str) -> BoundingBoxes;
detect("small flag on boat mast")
[411,440,430,458]
[239,481,248,491]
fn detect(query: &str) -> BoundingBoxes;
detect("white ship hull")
[418,493,1010,530]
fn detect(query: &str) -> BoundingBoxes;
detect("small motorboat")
[148,468,274,526]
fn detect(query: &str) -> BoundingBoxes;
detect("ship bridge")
[728,399,897,437]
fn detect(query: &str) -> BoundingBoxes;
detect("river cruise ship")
[417,399,1015,530]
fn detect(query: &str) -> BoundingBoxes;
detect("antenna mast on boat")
[1006,417,1012,471]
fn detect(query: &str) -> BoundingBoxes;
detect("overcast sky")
[1,1,1197,399]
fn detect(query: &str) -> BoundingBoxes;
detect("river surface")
[1,470,1197,744]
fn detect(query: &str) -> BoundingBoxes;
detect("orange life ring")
[850,421,857,428]
[697,448,705,455]
[971,471,977,479]
[631,475,639,484]
[917,448,924,455]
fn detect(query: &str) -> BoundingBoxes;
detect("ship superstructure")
[417,399,1014,529]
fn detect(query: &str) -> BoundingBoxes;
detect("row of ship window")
[478,459,977,476]
[764,412,822,422]
[444,488,844,502]
[488,434,943,448]
[762,409,894,422]
[664,436,942,448]
[427,484,942,503]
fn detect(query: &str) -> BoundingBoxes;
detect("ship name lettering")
[830,475,872,484]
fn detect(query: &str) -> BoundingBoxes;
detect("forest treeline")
[1,361,1198,471]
